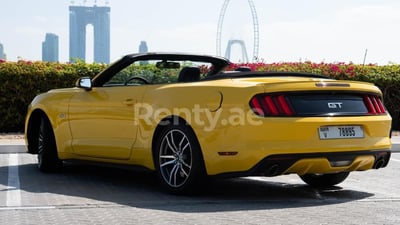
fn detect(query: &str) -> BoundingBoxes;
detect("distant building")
[138,41,148,53]
[138,41,148,65]
[69,5,110,63]
[0,43,5,60]
[42,33,59,62]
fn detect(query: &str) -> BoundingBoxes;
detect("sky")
[1,0,400,64]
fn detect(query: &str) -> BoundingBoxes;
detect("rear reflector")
[218,151,238,156]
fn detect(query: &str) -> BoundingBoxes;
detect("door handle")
[123,99,135,106]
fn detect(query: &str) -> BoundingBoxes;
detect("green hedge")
[0,60,106,132]
[0,60,399,132]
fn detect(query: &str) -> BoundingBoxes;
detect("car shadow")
[0,161,374,213]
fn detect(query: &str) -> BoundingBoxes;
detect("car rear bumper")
[212,149,391,178]
[197,115,392,175]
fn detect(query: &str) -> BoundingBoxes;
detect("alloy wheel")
[158,129,193,188]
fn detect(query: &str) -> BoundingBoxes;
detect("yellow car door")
[68,85,147,160]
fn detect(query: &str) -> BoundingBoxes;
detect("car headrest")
[177,67,201,82]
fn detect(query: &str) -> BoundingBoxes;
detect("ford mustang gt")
[25,53,392,194]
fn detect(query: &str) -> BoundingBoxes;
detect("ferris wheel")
[216,0,259,62]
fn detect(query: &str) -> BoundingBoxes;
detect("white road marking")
[6,154,21,207]
[0,206,55,211]
[390,158,400,163]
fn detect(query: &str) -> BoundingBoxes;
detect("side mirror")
[76,77,92,90]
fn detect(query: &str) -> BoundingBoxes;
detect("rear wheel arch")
[152,116,204,164]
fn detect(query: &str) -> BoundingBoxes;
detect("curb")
[0,139,25,145]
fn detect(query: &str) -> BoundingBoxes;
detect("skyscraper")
[138,41,148,53]
[69,5,110,63]
[138,41,148,65]
[0,43,5,60]
[42,33,59,62]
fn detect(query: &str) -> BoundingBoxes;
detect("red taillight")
[374,96,386,113]
[250,97,264,116]
[277,95,294,116]
[264,96,279,115]
[250,94,294,116]
[363,95,386,114]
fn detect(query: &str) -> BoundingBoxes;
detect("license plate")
[319,126,364,139]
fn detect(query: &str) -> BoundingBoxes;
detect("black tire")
[154,123,206,194]
[37,117,63,172]
[299,172,350,188]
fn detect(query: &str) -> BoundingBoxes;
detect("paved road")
[0,138,399,225]
[393,136,400,152]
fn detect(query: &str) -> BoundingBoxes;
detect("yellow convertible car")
[25,53,392,194]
